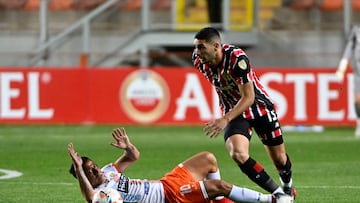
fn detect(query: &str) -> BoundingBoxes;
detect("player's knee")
[229,151,249,164]
[201,151,217,166]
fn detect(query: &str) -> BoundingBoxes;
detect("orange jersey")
[160,163,211,203]
[97,163,210,203]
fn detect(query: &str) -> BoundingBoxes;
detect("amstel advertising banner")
[0,67,354,125]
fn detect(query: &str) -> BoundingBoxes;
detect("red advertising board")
[0,67,353,125]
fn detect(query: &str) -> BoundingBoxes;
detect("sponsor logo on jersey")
[117,174,129,193]
[122,193,142,202]
[143,181,150,195]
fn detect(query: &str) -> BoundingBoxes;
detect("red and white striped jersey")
[193,44,274,119]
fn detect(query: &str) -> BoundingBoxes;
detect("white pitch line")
[0,169,23,180]
[296,185,360,189]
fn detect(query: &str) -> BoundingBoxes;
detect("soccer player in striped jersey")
[68,127,292,203]
[192,27,295,200]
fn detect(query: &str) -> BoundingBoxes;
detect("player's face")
[83,160,106,188]
[193,39,217,65]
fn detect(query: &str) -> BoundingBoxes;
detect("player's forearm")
[224,82,254,122]
[114,143,140,171]
[124,143,140,161]
[75,167,95,202]
[224,96,253,122]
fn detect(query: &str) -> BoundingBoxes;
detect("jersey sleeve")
[232,54,252,85]
[101,163,120,176]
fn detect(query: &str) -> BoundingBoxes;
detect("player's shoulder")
[101,163,119,173]
[222,44,247,57]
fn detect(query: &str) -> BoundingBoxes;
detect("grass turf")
[0,125,359,202]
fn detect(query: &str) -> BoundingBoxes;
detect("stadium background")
[1,1,360,203]
[0,0,358,126]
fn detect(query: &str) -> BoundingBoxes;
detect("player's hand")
[68,143,83,168]
[203,117,228,138]
[110,127,131,150]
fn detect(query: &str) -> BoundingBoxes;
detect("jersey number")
[268,110,278,122]
[180,184,193,195]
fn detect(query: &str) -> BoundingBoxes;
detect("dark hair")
[69,156,90,179]
[194,27,221,42]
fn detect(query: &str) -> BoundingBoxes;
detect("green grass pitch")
[0,125,359,203]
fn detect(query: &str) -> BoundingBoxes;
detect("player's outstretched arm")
[68,143,95,202]
[111,127,140,172]
[336,26,356,80]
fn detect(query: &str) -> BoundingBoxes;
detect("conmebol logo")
[120,70,169,123]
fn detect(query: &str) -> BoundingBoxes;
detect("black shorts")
[223,109,284,146]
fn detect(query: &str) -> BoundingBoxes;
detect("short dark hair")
[194,27,221,42]
[69,156,91,179]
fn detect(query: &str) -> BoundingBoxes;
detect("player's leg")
[182,152,234,202]
[204,179,274,203]
[182,151,219,181]
[253,109,295,198]
[354,75,360,137]
[264,144,294,197]
[224,117,282,194]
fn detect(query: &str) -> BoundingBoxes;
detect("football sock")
[278,154,292,184]
[206,169,221,180]
[239,157,279,193]
[281,178,293,188]
[228,185,272,203]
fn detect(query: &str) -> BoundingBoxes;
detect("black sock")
[239,157,279,193]
[278,154,292,183]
